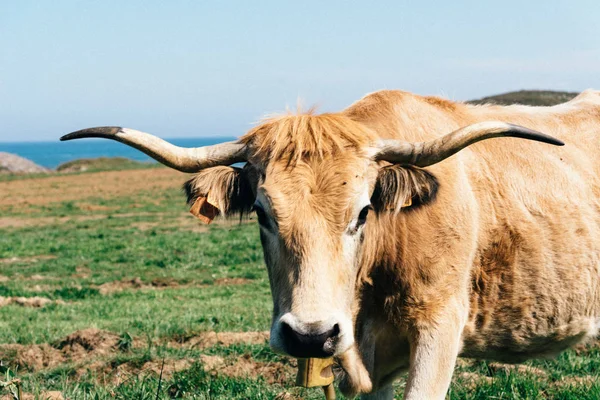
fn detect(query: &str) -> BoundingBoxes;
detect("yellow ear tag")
[190,194,220,224]
[385,197,413,212]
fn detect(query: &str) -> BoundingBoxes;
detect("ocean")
[0,137,238,169]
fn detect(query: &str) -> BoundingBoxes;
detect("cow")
[61,89,600,399]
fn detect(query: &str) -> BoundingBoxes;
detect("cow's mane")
[240,112,377,164]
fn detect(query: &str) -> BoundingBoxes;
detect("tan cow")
[62,89,600,399]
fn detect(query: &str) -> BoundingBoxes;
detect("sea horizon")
[0,136,238,169]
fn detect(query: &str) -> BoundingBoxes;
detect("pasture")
[0,166,598,399]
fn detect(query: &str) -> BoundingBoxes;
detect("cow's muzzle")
[281,320,340,358]
[272,312,351,358]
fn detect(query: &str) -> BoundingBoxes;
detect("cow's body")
[63,89,600,400]
[344,90,600,398]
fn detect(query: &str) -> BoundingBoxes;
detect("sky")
[1,0,599,142]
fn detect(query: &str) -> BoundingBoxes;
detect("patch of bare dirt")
[77,354,289,388]
[0,329,270,374]
[215,354,292,385]
[213,278,252,286]
[169,215,210,233]
[76,358,194,386]
[166,213,256,234]
[0,328,272,383]
[31,284,55,293]
[1,391,63,400]
[0,168,184,210]
[1,211,208,230]
[97,276,253,295]
[552,375,598,388]
[56,328,121,362]
[274,392,301,400]
[0,215,107,229]
[97,277,181,294]
[71,266,91,279]
[155,354,293,386]
[130,221,161,231]
[77,203,115,212]
[98,277,144,294]
[0,275,8,282]
[0,217,30,228]
[0,343,64,371]
[487,363,548,377]
[150,277,179,287]
[0,328,121,372]
[0,255,56,265]
[199,354,225,370]
[170,331,270,349]
[0,296,56,308]
[456,372,493,389]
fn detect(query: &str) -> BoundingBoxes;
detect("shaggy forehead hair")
[240,112,378,164]
[238,112,377,245]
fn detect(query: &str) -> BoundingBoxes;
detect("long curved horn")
[60,127,247,173]
[374,121,564,167]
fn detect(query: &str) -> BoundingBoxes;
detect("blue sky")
[1,1,599,142]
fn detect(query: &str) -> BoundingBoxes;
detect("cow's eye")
[252,204,269,227]
[356,205,372,228]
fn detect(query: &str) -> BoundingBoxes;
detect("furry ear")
[371,165,439,213]
[183,166,256,218]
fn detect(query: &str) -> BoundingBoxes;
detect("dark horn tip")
[506,124,565,147]
[533,135,565,147]
[60,126,123,141]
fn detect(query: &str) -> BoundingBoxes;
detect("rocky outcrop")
[0,152,49,174]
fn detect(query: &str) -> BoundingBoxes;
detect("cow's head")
[61,115,562,362]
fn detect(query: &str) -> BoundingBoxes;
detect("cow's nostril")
[331,323,340,338]
[281,321,295,338]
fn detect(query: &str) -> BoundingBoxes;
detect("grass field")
[1,166,599,399]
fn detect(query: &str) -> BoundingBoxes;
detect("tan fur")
[185,89,600,399]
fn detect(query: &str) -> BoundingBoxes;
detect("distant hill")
[0,152,49,174]
[469,90,579,106]
[56,157,157,173]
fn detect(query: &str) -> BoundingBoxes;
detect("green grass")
[1,168,598,399]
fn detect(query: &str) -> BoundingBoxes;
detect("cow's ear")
[183,166,256,219]
[371,165,439,213]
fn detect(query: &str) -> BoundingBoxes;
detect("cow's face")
[256,154,378,358]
